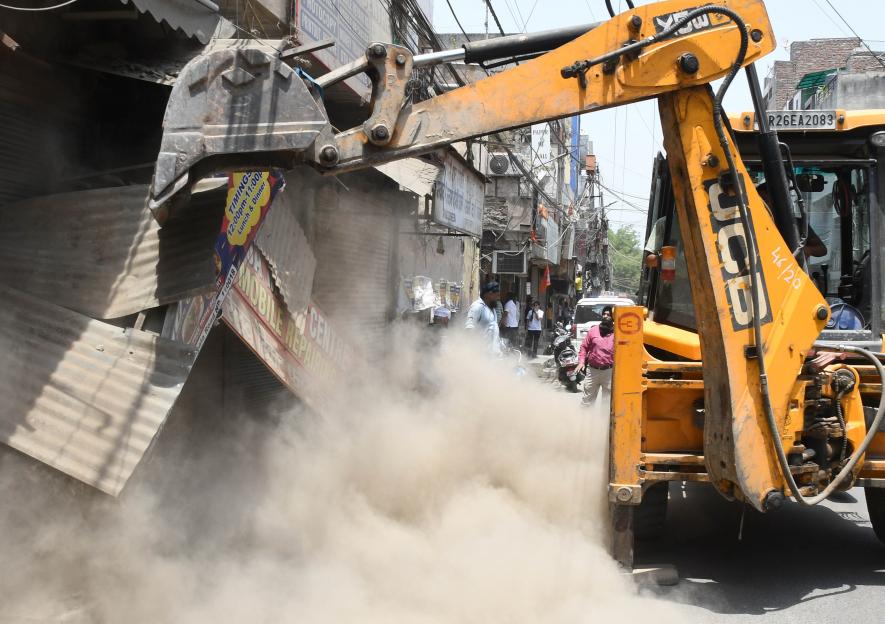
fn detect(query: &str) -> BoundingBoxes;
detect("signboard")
[569,116,581,196]
[222,247,353,405]
[546,216,561,266]
[432,153,484,237]
[296,0,391,95]
[531,121,561,198]
[164,171,284,349]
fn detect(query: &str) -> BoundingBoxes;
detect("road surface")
[637,483,885,622]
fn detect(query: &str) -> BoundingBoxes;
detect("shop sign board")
[296,0,391,95]
[164,171,284,349]
[432,153,484,237]
[223,247,352,404]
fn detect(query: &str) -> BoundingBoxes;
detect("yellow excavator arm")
[148,0,855,514]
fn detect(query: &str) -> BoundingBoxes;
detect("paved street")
[637,483,885,622]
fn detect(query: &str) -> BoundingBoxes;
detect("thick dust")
[0,328,690,623]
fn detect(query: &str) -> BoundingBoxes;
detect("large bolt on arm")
[147,0,775,219]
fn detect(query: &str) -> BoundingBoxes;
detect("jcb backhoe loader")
[145,0,885,568]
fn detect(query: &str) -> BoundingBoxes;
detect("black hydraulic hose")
[625,0,635,8]
[805,345,885,502]
[696,7,885,506]
[777,141,809,262]
[605,0,615,18]
[560,4,883,505]
[562,6,747,80]
[834,390,848,463]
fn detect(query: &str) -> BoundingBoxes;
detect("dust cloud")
[0,328,690,623]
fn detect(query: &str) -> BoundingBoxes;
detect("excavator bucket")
[148,42,334,222]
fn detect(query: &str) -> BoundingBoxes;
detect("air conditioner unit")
[492,250,528,274]
[487,152,520,176]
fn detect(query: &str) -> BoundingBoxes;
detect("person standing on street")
[525,300,544,359]
[501,292,519,346]
[557,297,573,326]
[579,306,614,407]
[465,281,502,354]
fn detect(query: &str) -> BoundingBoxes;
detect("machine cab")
[641,110,885,352]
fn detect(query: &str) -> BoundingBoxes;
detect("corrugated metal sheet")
[300,168,408,353]
[124,0,221,44]
[0,185,223,320]
[0,50,81,206]
[0,283,193,496]
[255,190,316,315]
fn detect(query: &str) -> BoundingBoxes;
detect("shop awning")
[796,69,836,91]
[124,0,221,44]
[376,158,441,198]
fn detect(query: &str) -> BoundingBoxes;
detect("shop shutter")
[308,170,403,354]
[223,329,291,416]
[0,51,79,206]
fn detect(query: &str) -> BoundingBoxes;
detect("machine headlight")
[870,131,885,147]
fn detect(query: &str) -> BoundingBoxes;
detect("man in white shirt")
[525,300,544,358]
[465,281,501,355]
[501,292,520,346]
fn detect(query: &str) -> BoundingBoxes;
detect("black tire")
[634,482,669,541]
[865,487,885,543]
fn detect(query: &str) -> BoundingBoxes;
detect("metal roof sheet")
[0,185,223,320]
[797,69,836,90]
[375,158,440,198]
[0,283,193,495]
[255,188,316,314]
[125,0,221,44]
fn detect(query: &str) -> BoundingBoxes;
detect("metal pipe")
[315,56,371,89]
[870,159,881,336]
[461,22,600,64]
[192,0,219,12]
[746,63,800,253]
[412,47,466,67]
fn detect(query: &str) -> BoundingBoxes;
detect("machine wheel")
[634,482,669,541]
[865,487,885,543]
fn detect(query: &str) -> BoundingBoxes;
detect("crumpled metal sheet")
[123,0,221,44]
[0,185,223,320]
[255,188,316,315]
[0,283,194,496]
[375,158,440,197]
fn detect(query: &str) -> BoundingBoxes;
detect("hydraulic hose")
[564,4,883,506]
[675,8,885,506]
[605,0,615,18]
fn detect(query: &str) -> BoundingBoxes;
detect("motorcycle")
[549,323,585,392]
[499,338,528,377]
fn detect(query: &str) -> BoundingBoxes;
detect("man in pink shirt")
[578,306,615,407]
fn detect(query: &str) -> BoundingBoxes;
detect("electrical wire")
[823,0,885,70]
[0,0,78,10]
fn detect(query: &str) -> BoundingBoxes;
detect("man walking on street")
[525,300,544,359]
[465,281,501,355]
[501,292,519,346]
[579,306,614,407]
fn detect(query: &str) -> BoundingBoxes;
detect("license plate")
[767,110,837,130]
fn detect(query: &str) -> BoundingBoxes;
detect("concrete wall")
[764,38,860,110]
[833,72,885,110]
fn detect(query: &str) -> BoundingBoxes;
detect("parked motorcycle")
[549,323,584,392]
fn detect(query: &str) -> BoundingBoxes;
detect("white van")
[573,296,635,345]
